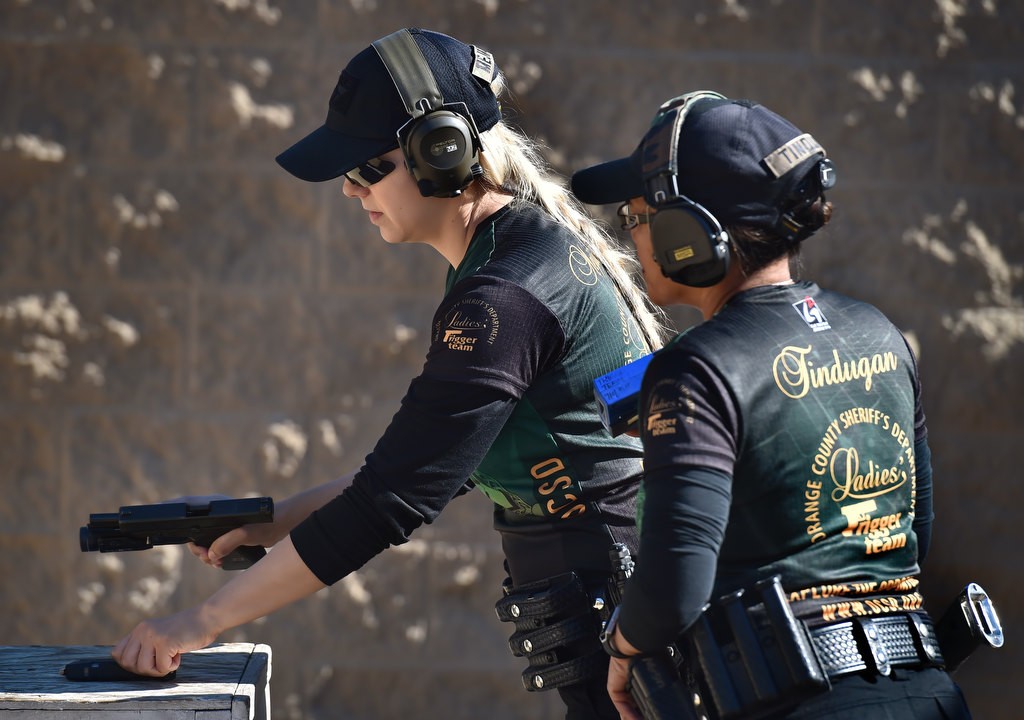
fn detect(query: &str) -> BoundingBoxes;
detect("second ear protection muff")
[640,91,732,288]
[777,154,837,243]
[372,30,488,198]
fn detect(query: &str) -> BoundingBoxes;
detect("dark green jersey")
[620,282,930,649]
[292,201,652,587]
[431,201,652,583]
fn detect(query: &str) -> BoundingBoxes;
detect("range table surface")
[0,643,271,719]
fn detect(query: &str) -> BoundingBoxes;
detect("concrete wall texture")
[1,1,1021,718]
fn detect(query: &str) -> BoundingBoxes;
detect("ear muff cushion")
[671,256,729,288]
[406,112,474,171]
[650,206,729,284]
[401,110,479,197]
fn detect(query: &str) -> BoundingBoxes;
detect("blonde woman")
[113,28,665,720]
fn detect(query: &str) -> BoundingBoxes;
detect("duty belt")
[810,612,944,678]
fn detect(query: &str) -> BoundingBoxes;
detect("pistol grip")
[220,544,266,570]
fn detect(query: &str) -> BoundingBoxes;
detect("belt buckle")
[853,617,891,676]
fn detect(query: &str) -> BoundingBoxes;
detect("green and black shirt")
[292,201,652,586]
[618,281,934,652]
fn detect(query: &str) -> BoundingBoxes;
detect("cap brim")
[570,156,644,205]
[275,125,397,183]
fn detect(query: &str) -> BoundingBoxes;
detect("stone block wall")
[1,1,1021,718]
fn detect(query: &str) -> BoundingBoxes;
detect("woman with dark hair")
[571,91,971,719]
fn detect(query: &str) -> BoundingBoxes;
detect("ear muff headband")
[640,91,732,288]
[372,30,483,198]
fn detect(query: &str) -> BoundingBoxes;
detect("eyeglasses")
[617,202,653,231]
[344,157,397,187]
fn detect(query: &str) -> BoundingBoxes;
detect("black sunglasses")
[616,202,654,231]
[344,157,397,187]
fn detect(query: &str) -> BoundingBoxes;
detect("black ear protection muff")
[777,155,837,243]
[372,30,488,198]
[640,91,732,288]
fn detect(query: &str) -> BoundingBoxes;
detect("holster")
[935,581,1005,672]
[623,573,1005,720]
[627,649,699,720]
[495,572,610,692]
[685,575,830,720]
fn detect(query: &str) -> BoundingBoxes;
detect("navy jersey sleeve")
[291,378,516,584]
[290,278,566,585]
[913,431,933,564]
[906,338,934,563]
[639,348,739,475]
[617,349,739,652]
[619,465,732,652]
[424,275,566,395]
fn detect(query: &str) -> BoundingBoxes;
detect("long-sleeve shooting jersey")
[292,200,652,587]
[618,281,935,652]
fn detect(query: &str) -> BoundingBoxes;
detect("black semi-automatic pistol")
[80,496,274,570]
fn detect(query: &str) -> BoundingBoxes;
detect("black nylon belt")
[810,612,944,678]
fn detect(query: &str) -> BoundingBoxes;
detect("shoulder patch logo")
[793,296,831,332]
[436,298,500,352]
[644,378,697,437]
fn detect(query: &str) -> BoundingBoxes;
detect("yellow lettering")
[531,458,565,479]
[900,593,924,611]
[864,532,907,554]
[546,495,579,515]
[560,504,586,520]
[878,576,919,593]
[840,499,877,535]
[538,476,571,495]
[831,447,907,502]
[646,413,677,436]
[530,457,587,520]
[773,346,900,399]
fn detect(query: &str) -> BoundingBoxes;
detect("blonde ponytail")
[475,88,669,351]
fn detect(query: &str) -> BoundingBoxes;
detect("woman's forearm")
[202,536,325,633]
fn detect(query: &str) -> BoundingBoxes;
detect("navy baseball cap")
[571,93,828,231]
[276,28,502,183]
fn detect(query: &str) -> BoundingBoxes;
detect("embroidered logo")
[436,298,500,352]
[793,296,831,332]
[568,244,598,286]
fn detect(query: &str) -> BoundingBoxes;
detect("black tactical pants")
[782,667,971,720]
